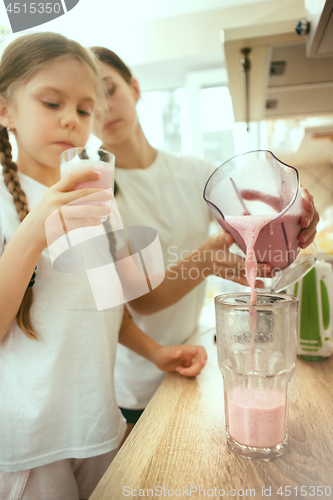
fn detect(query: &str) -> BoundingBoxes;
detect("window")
[136,68,262,166]
[137,88,186,153]
[199,85,235,166]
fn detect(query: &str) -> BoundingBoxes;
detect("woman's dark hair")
[90,47,132,84]
[90,46,134,198]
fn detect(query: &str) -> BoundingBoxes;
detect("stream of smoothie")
[224,213,287,448]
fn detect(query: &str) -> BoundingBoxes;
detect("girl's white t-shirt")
[114,150,216,409]
[0,171,126,473]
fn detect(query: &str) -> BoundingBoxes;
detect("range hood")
[222,0,333,122]
[306,0,333,57]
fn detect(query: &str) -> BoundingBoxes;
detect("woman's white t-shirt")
[0,172,126,473]
[114,150,216,409]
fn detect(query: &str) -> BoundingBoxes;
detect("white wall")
[1,0,304,69]
[116,0,304,67]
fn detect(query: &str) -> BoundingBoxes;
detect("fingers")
[301,189,313,211]
[173,346,207,376]
[216,231,234,247]
[67,189,113,206]
[300,188,320,249]
[217,249,246,274]
[62,187,113,205]
[56,169,113,205]
[176,355,205,376]
[299,209,320,248]
[56,168,101,192]
[59,216,109,234]
[172,345,207,363]
[60,213,111,232]
[299,230,317,249]
[189,346,207,365]
[61,203,111,219]
[300,187,315,225]
[215,260,271,282]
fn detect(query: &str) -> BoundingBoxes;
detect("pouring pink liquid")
[225,214,276,303]
[224,214,287,449]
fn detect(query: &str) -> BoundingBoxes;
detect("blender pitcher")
[203,150,316,292]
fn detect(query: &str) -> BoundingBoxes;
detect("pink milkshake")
[61,160,113,190]
[61,160,114,205]
[227,387,286,448]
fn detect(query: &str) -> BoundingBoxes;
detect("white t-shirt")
[114,150,216,408]
[0,172,126,473]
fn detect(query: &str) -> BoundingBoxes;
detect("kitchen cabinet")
[222,1,333,122]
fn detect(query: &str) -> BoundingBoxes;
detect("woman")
[91,46,319,437]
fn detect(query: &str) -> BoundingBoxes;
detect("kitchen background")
[1,0,332,322]
[1,0,332,214]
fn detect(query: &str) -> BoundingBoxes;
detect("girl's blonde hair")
[0,32,99,339]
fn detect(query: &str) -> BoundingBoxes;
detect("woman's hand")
[299,187,320,249]
[152,344,207,376]
[197,231,271,286]
[23,169,112,250]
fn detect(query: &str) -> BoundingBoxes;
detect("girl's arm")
[0,169,111,343]
[118,309,207,376]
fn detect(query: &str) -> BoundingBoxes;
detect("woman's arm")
[128,187,319,315]
[128,231,269,315]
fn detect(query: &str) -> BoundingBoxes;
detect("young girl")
[90,47,320,436]
[0,33,206,500]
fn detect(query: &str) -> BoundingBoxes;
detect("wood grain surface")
[90,328,333,500]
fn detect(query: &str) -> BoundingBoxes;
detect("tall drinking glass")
[60,147,115,193]
[215,292,298,460]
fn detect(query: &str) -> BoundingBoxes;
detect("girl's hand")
[299,187,320,249]
[152,344,207,376]
[23,168,112,250]
[198,231,271,287]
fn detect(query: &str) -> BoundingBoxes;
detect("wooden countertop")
[90,328,333,500]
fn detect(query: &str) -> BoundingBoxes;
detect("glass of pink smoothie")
[204,150,316,293]
[60,147,115,205]
[215,292,298,460]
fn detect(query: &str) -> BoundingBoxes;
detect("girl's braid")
[0,127,29,222]
[0,126,37,339]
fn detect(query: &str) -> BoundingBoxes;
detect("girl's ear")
[130,77,141,103]
[0,97,15,129]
